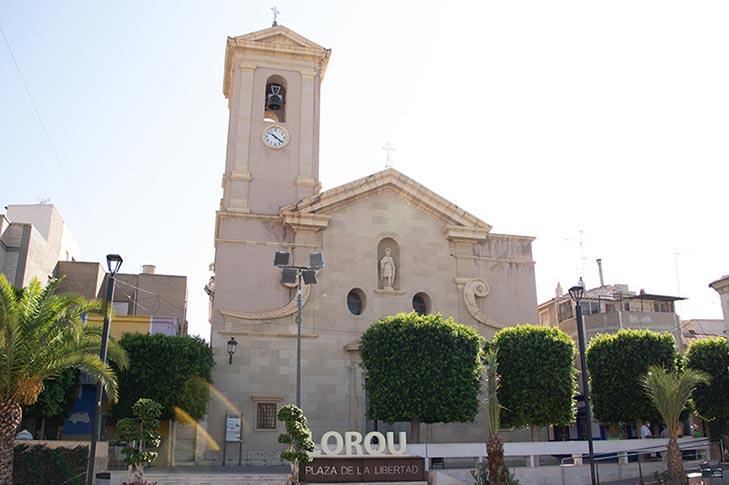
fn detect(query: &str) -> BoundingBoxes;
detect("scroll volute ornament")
[463,278,502,329]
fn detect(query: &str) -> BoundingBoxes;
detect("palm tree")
[0,275,128,484]
[641,365,710,485]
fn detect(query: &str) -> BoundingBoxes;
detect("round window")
[347,288,366,315]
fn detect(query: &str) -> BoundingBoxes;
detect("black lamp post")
[87,254,123,485]
[569,284,597,485]
[227,337,238,364]
[274,251,323,408]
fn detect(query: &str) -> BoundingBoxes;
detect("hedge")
[13,444,88,485]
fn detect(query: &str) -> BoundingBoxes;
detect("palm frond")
[642,365,709,438]
[0,277,124,405]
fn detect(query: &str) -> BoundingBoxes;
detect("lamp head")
[281,267,298,284]
[309,252,324,270]
[227,337,238,355]
[106,254,123,275]
[301,269,317,285]
[273,251,290,267]
[568,285,585,303]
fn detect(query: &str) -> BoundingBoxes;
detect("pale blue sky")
[2,1,728,338]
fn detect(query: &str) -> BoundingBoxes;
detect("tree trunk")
[665,437,685,485]
[486,434,506,485]
[410,419,420,444]
[286,461,299,485]
[0,399,23,485]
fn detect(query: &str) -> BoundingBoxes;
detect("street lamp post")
[274,251,323,408]
[87,254,123,485]
[569,284,597,485]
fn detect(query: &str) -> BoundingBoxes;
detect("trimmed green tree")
[113,333,214,421]
[586,329,677,424]
[277,404,315,485]
[359,312,483,442]
[490,325,576,430]
[22,368,79,438]
[642,366,709,485]
[685,337,729,422]
[116,398,162,485]
[0,276,127,483]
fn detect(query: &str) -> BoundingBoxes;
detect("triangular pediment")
[281,168,493,235]
[224,24,331,98]
[230,25,327,51]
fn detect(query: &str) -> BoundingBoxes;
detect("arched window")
[412,292,430,315]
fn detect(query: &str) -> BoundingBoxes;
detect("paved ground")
[600,462,727,484]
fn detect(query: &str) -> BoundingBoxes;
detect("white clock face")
[262,125,289,149]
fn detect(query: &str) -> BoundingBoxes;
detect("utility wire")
[0,22,102,262]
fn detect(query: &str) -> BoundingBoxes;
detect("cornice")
[450,253,535,266]
[281,212,332,232]
[216,211,281,221]
[215,239,316,249]
[487,233,537,243]
[446,225,488,243]
[709,275,729,293]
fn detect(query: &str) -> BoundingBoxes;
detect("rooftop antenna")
[674,250,690,315]
[579,229,586,278]
[382,142,395,168]
[271,6,280,26]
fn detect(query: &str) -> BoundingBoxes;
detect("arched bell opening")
[264,75,287,122]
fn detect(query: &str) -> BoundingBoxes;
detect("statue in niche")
[380,248,396,290]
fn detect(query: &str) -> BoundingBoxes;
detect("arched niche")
[377,238,400,290]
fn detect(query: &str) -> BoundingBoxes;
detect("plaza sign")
[317,431,408,456]
[302,456,424,483]
[304,431,423,483]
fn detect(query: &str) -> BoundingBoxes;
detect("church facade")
[207,24,538,464]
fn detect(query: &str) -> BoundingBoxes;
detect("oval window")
[347,289,365,315]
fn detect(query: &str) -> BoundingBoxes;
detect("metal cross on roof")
[382,142,395,168]
[271,6,280,26]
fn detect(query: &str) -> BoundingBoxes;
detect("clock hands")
[263,126,288,148]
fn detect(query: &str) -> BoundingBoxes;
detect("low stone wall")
[430,460,698,485]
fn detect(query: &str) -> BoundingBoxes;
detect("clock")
[262,125,289,149]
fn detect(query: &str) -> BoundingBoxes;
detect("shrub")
[13,444,88,485]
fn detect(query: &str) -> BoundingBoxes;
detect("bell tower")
[221,25,331,215]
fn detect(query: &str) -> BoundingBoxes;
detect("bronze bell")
[266,83,284,111]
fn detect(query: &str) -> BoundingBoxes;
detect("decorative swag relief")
[220,284,311,322]
[461,278,502,329]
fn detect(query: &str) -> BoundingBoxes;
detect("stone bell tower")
[208,25,331,463]
[220,25,331,214]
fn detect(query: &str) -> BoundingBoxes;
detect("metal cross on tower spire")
[271,6,280,26]
[382,142,395,168]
